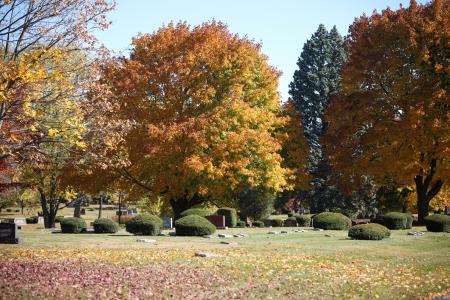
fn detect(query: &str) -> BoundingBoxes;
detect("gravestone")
[205,215,226,229]
[14,218,27,226]
[38,217,44,224]
[163,217,173,230]
[0,223,19,244]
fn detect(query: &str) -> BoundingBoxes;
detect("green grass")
[1,207,449,299]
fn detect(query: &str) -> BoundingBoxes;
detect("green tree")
[288,24,346,212]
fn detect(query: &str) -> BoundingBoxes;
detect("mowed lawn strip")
[0,227,449,299]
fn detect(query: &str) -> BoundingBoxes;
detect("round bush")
[404,213,413,229]
[252,220,265,227]
[60,217,87,233]
[93,218,120,233]
[383,212,411,229]
[236,220,246,228]
[179,208,211,218]
[216,207,237,228]
[174,215,216,236]
[348,223,391,240]
[313,212,351,230]
[55,216,65,223]
[424,214,450,232]
[263,218,284,227]
[295,215,311,227]
[125,214,162,236]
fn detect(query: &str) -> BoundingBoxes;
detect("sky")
[96,0,424,102]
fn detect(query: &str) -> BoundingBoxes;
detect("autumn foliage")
[323,0,449,222]
[104,22,291,216]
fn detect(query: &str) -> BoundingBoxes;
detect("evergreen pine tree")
[289,24,347,212]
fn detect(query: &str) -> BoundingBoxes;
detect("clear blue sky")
[96,0,424,102]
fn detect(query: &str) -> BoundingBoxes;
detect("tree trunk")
[39,190,57,228]
[98,195,104,219]
[414,159,444,224]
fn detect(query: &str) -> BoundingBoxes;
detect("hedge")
[263,218,284,227]
[252,220,265,227]
[60,217,87,233]
[216,207,237,228]
[93,218,120,233]
[284,216,298,227]
[236,220,246,228]
[174,215,216,236]
[313,212,351,230]
[383,212,412,230]
[295,215,311,227]
[348,223,391,240]
[125,214,162,236]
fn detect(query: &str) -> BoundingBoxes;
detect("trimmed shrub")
[404,213,413,229]
[383,212,411,230]
[55,216,65,223]
[125,214,162,236]
[313,212,351,230]
[179,208,211,218]
[60,217,87,233]
[26,216,38,224]
[295,215,311,227]
[263,218,284,227]
[174,215,216,236]
[424,214,450,232]
[252,220,264,227]
[93,218,120,234]
[284,216,298,227]
[216,207,237,228]
[236,220,246,228]
[348,223,391,240]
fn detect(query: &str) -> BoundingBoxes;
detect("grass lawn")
[0,209,449,299]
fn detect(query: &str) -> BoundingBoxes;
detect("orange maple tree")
[279,100,310,191]
[323,0,449,223]
[103,22,292,216]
